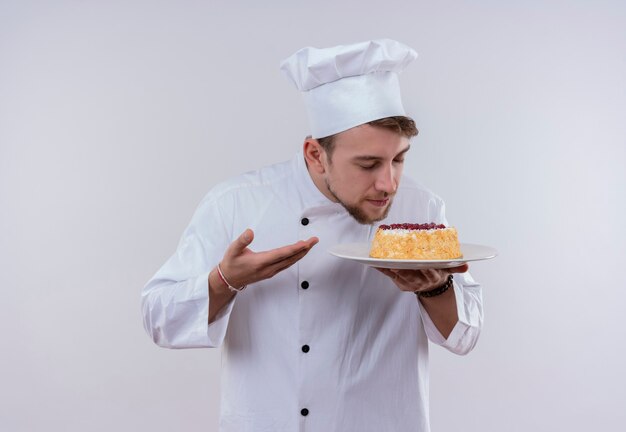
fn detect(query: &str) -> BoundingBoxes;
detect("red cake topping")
[378,223,446,231]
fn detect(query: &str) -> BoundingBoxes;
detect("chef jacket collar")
[293,150,344,211]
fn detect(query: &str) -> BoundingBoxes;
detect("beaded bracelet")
[217,263,247,292]
[416,274,454,298]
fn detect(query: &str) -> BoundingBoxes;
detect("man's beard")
[325,178,393,225]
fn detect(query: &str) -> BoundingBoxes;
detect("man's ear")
[303,137,327,174]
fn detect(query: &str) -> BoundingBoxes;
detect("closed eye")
[359,158,404,170]
[359,163,379,170]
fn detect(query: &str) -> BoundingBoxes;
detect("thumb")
[447,263,469,274]
[227,229,254,255]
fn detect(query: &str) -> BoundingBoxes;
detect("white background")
[1,1,625,431]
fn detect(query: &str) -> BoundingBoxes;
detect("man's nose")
[375,164,397,194]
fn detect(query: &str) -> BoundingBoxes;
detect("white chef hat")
[280,39,418,138]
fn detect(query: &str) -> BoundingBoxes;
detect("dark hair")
[317,116,418,159]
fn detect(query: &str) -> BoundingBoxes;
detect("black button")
[301,217,309,226]
[301,408,309,416]
[301,281,309,289]
[302,345,310,353]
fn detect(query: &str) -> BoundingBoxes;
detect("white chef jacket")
[142,151,483,432]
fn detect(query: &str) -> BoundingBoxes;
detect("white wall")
[1,1,624,431]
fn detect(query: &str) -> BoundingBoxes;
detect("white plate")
[328,242,498,269]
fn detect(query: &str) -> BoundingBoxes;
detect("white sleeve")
[417,193,484,354]
[418,271,483,355]
[141,192,235,349]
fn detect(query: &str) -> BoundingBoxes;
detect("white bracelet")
[217,263,246,292]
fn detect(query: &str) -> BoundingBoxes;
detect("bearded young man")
[142,39,483,432]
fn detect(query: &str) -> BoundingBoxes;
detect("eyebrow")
[352,145,411,162]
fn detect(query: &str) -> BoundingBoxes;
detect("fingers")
[392,263,469,283]
[258,237,319,266]
[262,237,319,277]
[222,235,318,285]
[261,245,312,279]
[272,240,316,269]
[226,230,318,263]
[374,264,469,294]
[377,267,449,286]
